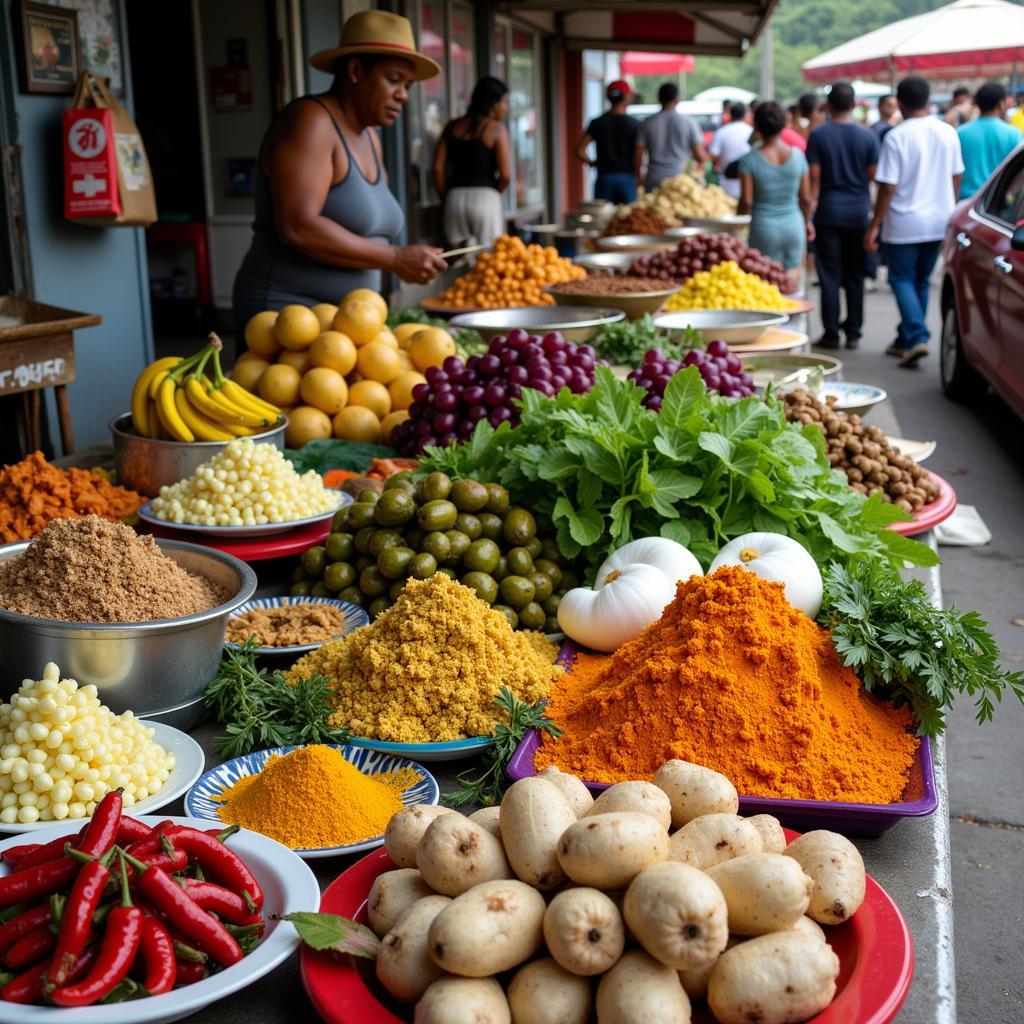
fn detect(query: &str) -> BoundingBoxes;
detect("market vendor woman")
[232,11,447,337]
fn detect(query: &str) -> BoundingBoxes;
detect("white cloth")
[934,504,991,546]
[443,187,505,249]
[875,116,965,243]
[709,122,753,198]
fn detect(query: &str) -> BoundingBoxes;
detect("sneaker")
[865,278,878,292]
[815,335,841,349]
[898,343,929,367]
[885,339,907,357]
[845,337,861,350]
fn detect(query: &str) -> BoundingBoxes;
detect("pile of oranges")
[436,235,586,309]
[234,289,455,447]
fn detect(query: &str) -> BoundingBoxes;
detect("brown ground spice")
[0,516,227,623]
[226,603,348,648]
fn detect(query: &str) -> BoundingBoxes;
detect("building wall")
[0,0,153,451]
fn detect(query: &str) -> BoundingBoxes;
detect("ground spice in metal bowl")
[226,603,348,648]
[0,516,227,623]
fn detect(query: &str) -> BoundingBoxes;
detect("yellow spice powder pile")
[215,744,420,849]
[286,574,562,743]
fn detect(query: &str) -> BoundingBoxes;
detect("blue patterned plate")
[345,734,494,763]
[184,744,439,859]
[225,596,369,656]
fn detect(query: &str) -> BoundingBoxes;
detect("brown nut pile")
[602,208,675,237]
[782,389,941,513]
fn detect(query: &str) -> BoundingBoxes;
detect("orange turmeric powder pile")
[0,451,144,542]
[536,566,919,804]
[215,744,421,849]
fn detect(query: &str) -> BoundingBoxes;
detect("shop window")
[417,0,448,207]
[510,28,542,210]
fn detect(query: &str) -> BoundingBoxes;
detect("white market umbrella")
[803,0,1024,83]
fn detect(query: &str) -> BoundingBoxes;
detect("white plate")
[346,734,494,763]
[184,744,439,859]
[0,721,205,834]
[886,437,937,463]
[137,491,350,538]
[0,815,319,1023]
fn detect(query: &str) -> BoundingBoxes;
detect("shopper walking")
[865,76,964,367]
[638,82,709,190]
[806,82,879,349]
[433,77,511,249]
[737,101,813,273]
[709,102,753,199]
[944,86,973,127]
[871,94,899,142]
[957,83,1022,199]
[575,81,642,204]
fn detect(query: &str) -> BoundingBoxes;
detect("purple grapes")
[627,342,755,407]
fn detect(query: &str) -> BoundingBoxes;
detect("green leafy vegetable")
[590,315,701,366]
[419,366,936,581]
[819,561,1024,737]
[205,641,350,758]
[285,439,395,475]
[280,912,380,960]
[445,689,562,808]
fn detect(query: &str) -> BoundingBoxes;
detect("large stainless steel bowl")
[0,539,256,729]
[596,234,677,254]
[741,352,843,390]
[573,252,637,275]
[654,310,789,343]
[110,413,287,498]
[545,285,678,321]
[449,306,625,342]
[662,226,706,241]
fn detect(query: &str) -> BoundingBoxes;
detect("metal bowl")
[596,234,677,254]
[0,539,256,730]
[817,381,888,416]
[682,215,751,235]
[573,252,638,275]
[578,199,615,217]
[110,413,287,498]
[654,310,789,343]
[545,285,677,321]
[742,352,844,390]
[662,226,705,241]
[449,306,625,342]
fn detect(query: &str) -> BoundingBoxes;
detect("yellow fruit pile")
[435,235,586,309]
[236,290,456,447]
[664,261,790,312]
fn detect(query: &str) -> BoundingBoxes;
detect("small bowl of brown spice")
[225,596,369,656]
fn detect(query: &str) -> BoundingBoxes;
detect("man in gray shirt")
[637,83,709,191]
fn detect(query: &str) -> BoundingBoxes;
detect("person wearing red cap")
[574,80,642,204]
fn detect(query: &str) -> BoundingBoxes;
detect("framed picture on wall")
[50,0,125,95]
[17,1,81,94]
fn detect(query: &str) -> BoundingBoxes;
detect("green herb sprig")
[446,689,562,808]
[204,641,350,758]
[820,561,1024,736]
[590,315,701,366]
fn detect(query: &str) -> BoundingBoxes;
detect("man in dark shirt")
[872,94,898,141]
[807,81,880,349]
[575,81,642,204]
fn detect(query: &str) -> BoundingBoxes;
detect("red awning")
[620,51,696,77]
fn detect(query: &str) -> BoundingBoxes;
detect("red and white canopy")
[803,0,1024,83]
[620,51,696,76]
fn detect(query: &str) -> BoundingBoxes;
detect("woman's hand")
[393,245,447,284]
[805,221,816,242]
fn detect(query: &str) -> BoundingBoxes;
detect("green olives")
[542,593,562,616]
[409,552,438,579]
[291,565,308,584]
[359,566,389,597]
[478,513,503,542]
[540,538,562,565]
[518,601,546,630]
[301,546,327,577]
[529,572,553,602]
[375,488,416,527]
[417,499,458,532]
[354,554,374,573]
[389,580,407,601]
[506,547,534,576]
[545,615,560,633]
[499,575,536,609]
[325,532,355,562]
[356,488,380,505]
[331,507,349,532]
[484,483,510,515]
[324,561,357,592]
[493,555,509,582]
[462,571,498,604]
[534,558,562,588]
[418,471,452,502]
[524,537,543,560]
[464,539,500,574]
[493,604,518,629]
[384,474,417,494]
[346,503,376,530]
[368,597,390,618]
[503,508,536,545]
[310,582,329,598]
[368,529,403,558]
[422,531,451,563]
[290,581,311,597]
[450,479,489,513]
[444,530,471,565]
[339,586,364,606]
[435,566,458,580]
[354,527,377,555]
[455,513,482,540]
[377,546,415,580]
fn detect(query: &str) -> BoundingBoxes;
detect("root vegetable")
[706,854,813,936]
[791,916,827,943]
[468,805,502,839]
[587,781,672,831]
[557,812,670,889]
[596,949,692,1024]
[538,766,595,818]
[428,880,545,976]
[500,777,577,889]
[783,830,866,925]
[414,977,510,1024]
[744,815,787,855]
[543,887,625,976]
[678,936,743,1001]
[416,815,512,896]
[707,932,839,1024]
[385,805,457,868]
[507,957,593,1024]
[375,894,451,1002]
[623,861,729,971]
[653,760,739,827]
[367,868,436,937]
[668,813,762,870]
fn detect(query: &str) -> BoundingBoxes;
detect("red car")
[941,145,1024,419]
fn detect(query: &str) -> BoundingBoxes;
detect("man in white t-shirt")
[865,76,964,367]
[709,102,753,199]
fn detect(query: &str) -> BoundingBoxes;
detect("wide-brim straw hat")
[310,11,440,81]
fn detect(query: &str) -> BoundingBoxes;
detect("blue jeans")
[594,173,637,205]
[883,241,942,347]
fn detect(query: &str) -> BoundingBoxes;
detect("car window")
[983,155,1024,225]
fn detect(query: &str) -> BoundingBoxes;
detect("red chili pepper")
[121,851,242,968]
[164,828,263,909]
[5,924,57,969]
[10,830,85,871]
[2,844,42,866]
[1,945,97,1005]
[138,915,176,996]
[125,822,179,859]
[75,790,123,859]
[174,958,206,986]
[116,817,152,843]
[178,879,263,925]
[0,905,51,956]
[43,858,110,992]
[0,856,77,909]
[123,849,187,884]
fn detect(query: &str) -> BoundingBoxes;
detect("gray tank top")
[232,97,404,330]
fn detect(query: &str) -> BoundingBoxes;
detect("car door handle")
[956,231,971,249]
[994,255,1013,274]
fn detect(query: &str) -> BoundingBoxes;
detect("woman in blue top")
[737,102,814,273]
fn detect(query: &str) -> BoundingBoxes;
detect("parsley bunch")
[820,561,1024,736]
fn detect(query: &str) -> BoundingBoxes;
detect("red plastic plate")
[300,832,914,1024]
[889,471,956,536]
[141,518,330,561]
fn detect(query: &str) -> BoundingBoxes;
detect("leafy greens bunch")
[590,315,700,366]
[420,365,936,581]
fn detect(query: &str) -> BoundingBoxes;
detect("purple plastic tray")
[513,644,937,837]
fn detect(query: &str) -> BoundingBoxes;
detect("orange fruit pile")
[436,235,586,309]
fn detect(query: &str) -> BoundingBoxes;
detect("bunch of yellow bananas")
[131,335,282,443]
